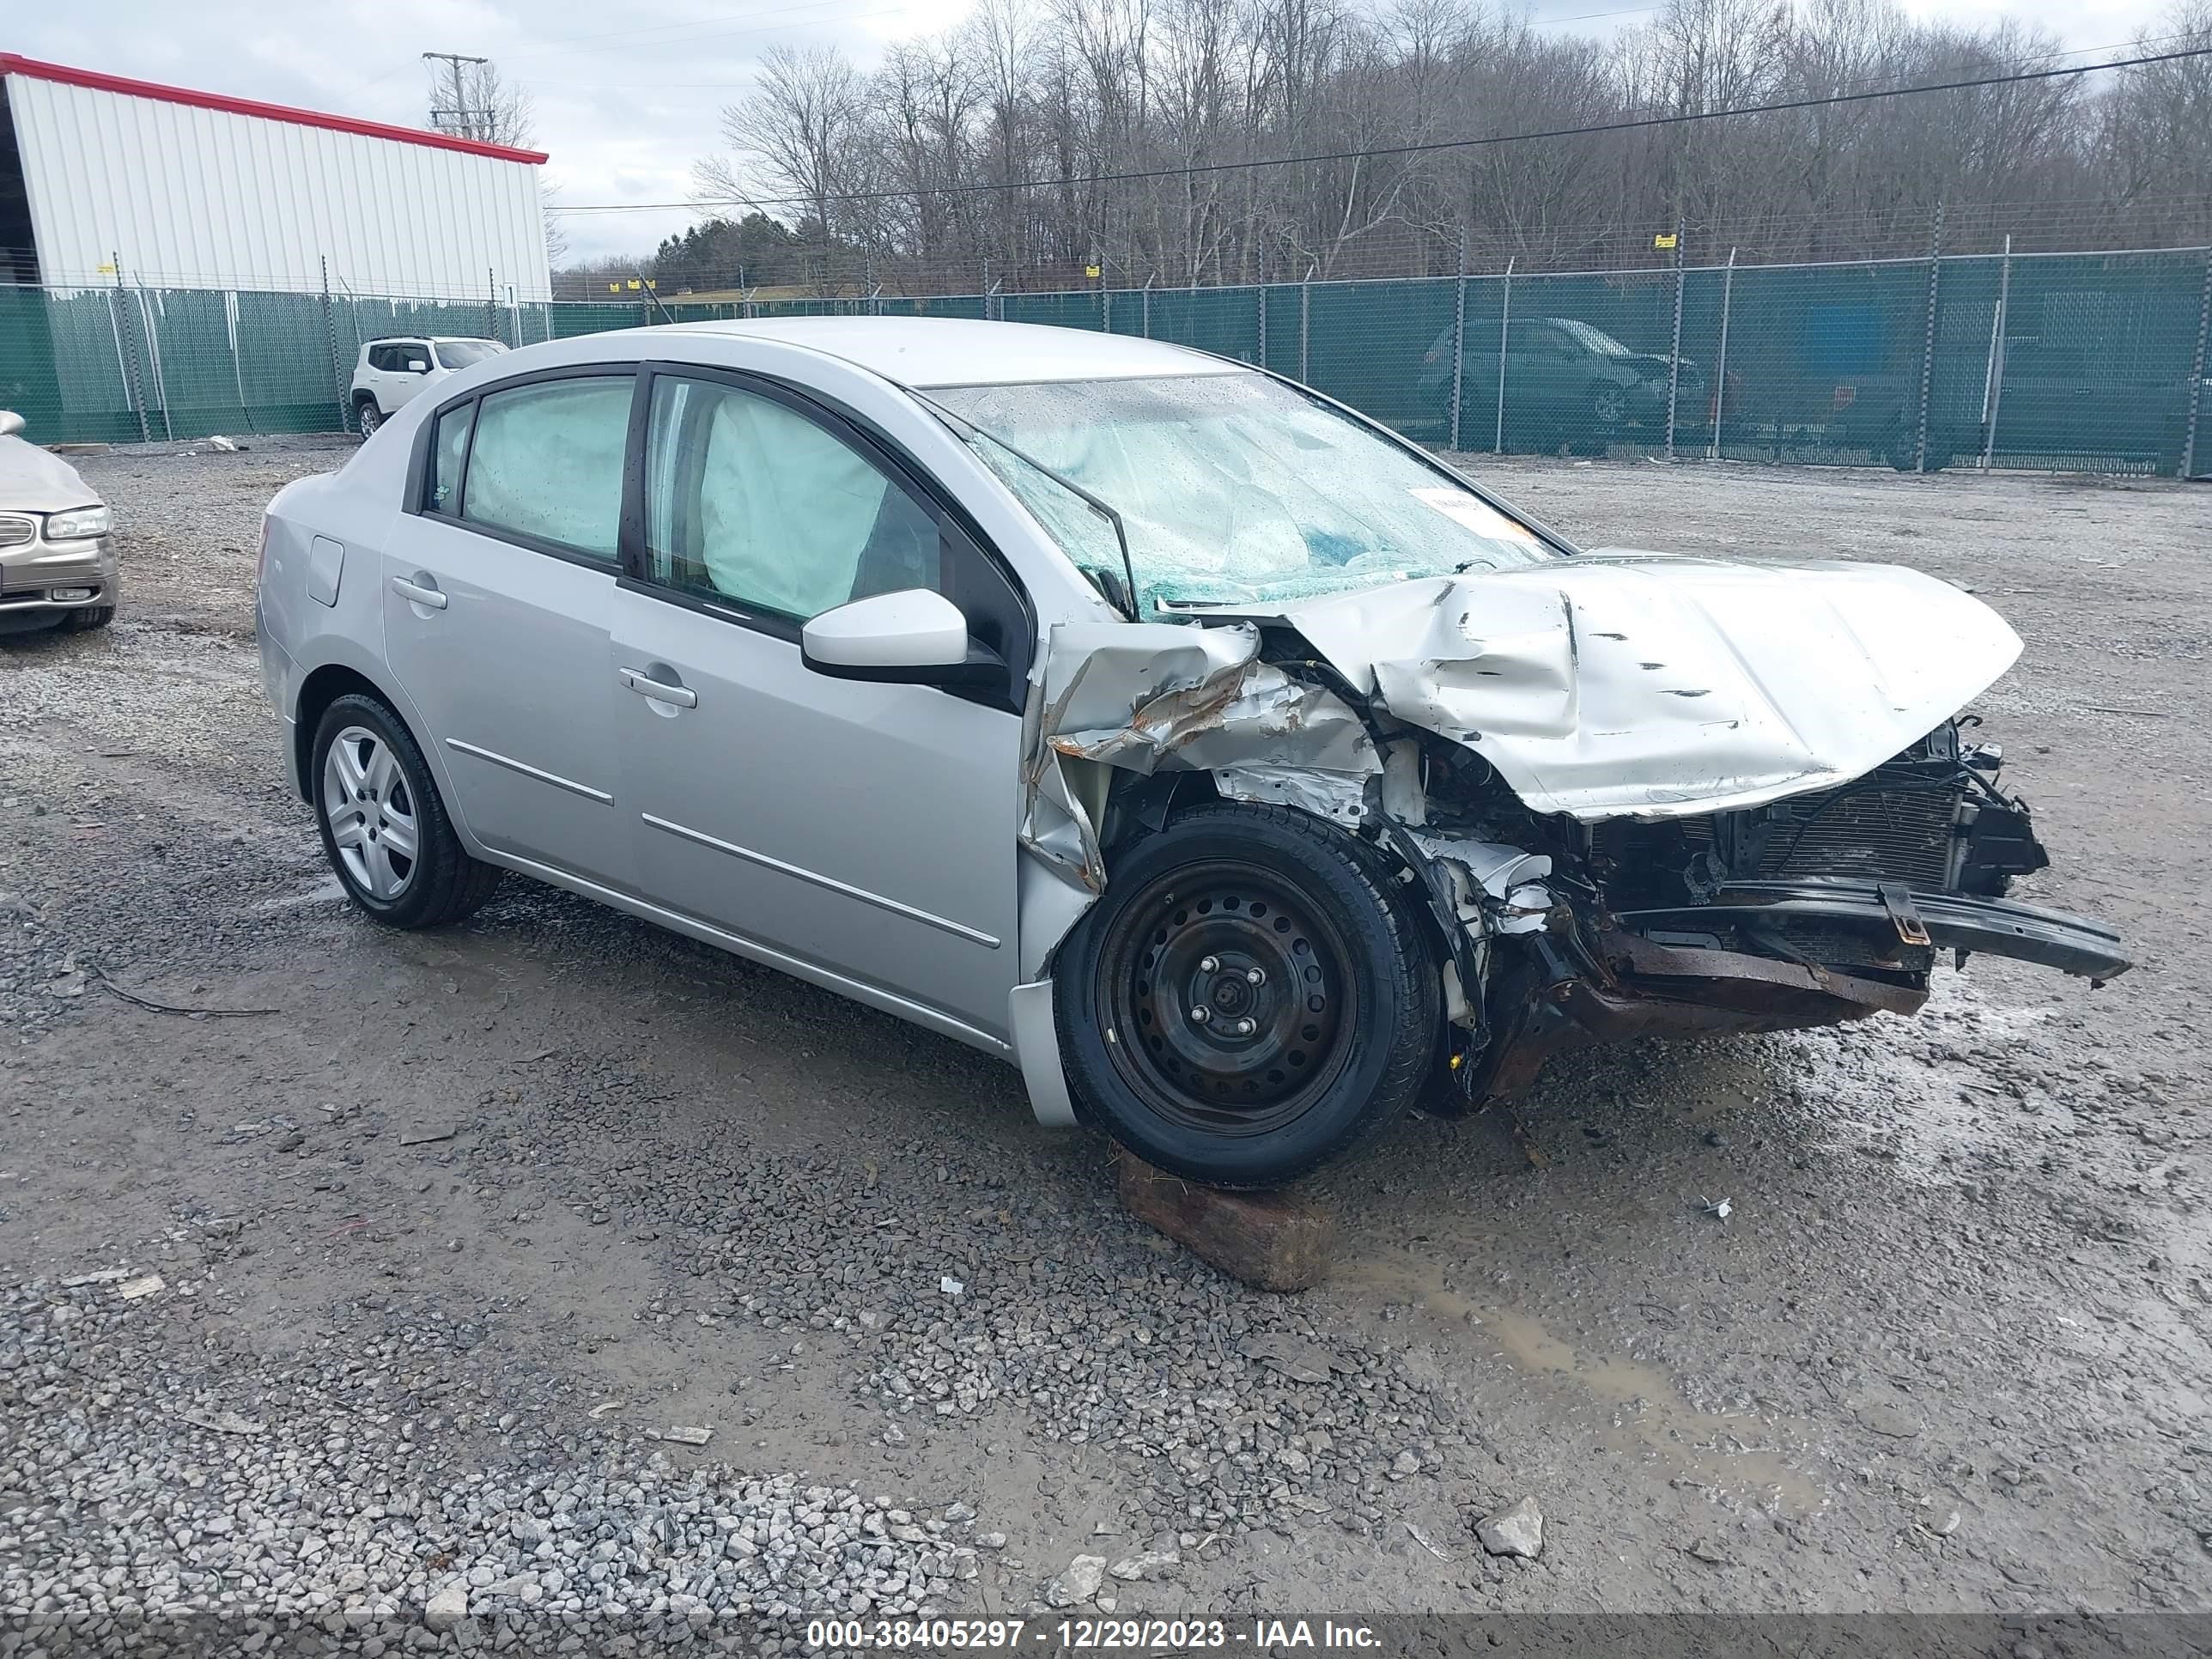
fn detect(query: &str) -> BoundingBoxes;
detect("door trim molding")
[641,811,1002,949]
[444,738,613,805]
[480,848,1013,1056]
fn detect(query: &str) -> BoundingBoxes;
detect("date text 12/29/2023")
[804,1618,1383,1651]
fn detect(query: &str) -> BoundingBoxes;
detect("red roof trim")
[0,53,550,164]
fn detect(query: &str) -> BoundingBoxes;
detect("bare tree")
[2094,0,2212,243]
[680,0,2212,295]
[425,58,537,149]
[699,45,868,290]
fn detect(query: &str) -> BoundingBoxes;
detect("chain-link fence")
[5,246,2209,477]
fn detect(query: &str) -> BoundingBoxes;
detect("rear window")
[459,376,632,561]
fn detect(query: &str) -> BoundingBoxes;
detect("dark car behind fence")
[3,245,2207,477]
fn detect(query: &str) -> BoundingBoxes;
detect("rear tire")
[354,397,383,438]
[58,605,115,632]
[310,692,501,929]
[1054,802,1439,1188]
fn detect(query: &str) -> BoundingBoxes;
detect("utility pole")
[422,52,489,142]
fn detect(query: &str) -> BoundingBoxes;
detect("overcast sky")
[14,0,2179,265]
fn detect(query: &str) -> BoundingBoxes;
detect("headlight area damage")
[1019,555,2131,1115]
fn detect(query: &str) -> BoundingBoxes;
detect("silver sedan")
[0,410,118,635]
[253,319,2127,1188]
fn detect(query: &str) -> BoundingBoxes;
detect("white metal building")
[0,54,550,299]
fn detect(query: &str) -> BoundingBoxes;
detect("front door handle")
[619,666,698,708]
[391,574,447,610]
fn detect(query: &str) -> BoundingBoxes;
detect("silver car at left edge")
[254,319,2130,1190]
[0,410,118,635]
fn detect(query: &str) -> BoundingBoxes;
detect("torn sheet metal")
[1212,763,1368,824]
[1020,619,1379,893]
[1180,551,2023,822]
[1406,832,1555,937]
[1049,659,1375,776]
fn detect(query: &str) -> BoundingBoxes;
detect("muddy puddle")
[1339,1251,1827,1511]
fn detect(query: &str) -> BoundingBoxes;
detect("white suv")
[349,337,507,436]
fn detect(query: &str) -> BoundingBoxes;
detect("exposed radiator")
[1753,785,1959,888]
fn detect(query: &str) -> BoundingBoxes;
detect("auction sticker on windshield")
[1408,486,1540,544]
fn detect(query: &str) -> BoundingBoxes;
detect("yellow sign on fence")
[1652,232,1679,250]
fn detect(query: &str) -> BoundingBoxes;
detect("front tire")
[1054,803,1439,1188]
[58,604,115,632]
[310,692,501,928]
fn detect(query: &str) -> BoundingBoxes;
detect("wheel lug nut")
[1246,968,1265,985]
[1199,956,1219,974]
[1236,1018,1257,1036]
[1189,1006,1210,1024]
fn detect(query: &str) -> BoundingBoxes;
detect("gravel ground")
[2,436,2208,1652]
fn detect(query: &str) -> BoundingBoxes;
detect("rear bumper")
[254,611,306,798]
[1613,879,2132,981]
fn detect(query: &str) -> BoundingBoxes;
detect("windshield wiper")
[913,392,1142,622]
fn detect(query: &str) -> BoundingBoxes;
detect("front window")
[642,375,939,621]
[435,341,502,370]
[927,373,1556,612]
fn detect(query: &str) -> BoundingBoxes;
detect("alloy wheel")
[1095,859,1358,1138]
[323,726,419,901]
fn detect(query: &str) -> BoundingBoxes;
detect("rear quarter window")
[428,404,475,514]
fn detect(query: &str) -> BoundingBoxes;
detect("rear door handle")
[391,574,447,610]
[619,666,698,708]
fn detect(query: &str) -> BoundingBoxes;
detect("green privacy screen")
[4,249,2206,476]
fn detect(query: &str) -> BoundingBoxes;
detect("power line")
[545,44,2212,214]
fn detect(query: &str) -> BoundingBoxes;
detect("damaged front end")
[1460,725,2132,1103]
[1020,559,2130,1115]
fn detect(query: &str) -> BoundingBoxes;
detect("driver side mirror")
[0,410,24,439]
[801,588,1005,688]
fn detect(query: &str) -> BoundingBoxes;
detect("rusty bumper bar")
[1613,880,2133,981]
[1466,880,2130,1104]
[1471,924,1928,1102]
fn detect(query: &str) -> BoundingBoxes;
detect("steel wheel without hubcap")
[1096,860,1358,1138]
[323,725,419,902]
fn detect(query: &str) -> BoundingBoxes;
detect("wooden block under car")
[1116,1149,1336,1291]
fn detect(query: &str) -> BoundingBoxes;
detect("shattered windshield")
[928,373,1557,612]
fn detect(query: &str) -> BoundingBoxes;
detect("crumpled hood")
[1190,550,2023,820]
[0,435,100,514]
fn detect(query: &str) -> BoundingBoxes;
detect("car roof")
[659,317,1245,388]
[364,336,497,344]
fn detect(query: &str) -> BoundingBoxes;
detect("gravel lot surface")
[2,437,2208,1653]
